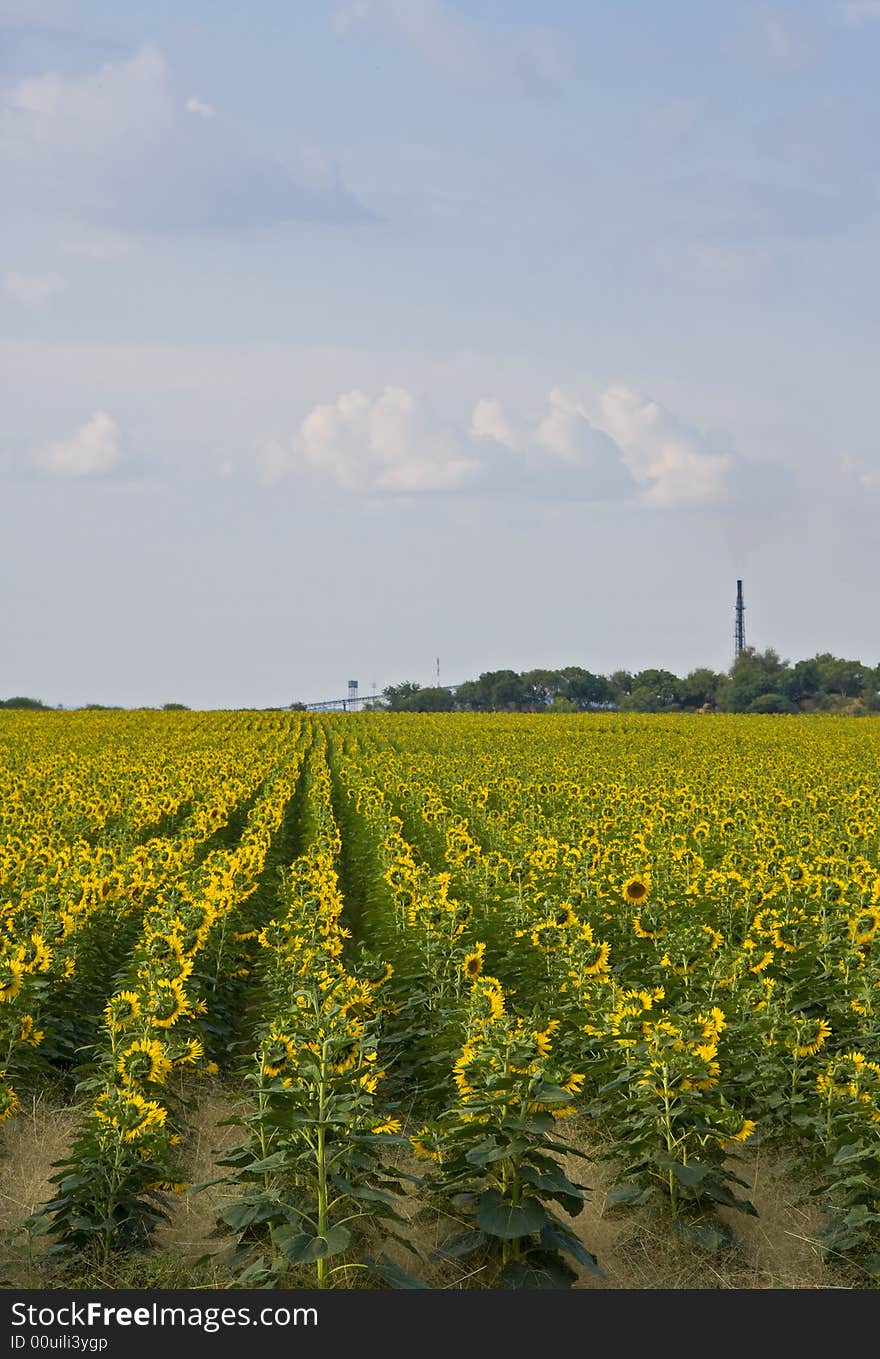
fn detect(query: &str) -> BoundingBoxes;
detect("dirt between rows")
[0,1089,837,1290]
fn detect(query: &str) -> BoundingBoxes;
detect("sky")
[2,0,879,709]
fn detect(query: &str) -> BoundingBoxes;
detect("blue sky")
[2,1,879,707]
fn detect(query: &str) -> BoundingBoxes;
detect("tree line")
[381,649,880,715]
[6,650,879,716]
[0,698,191,711]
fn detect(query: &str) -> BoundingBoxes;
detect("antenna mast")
[734,580,746,659]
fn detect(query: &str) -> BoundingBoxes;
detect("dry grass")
[552,1122,839,1290]
[0,1088,80,1233]
[0,1092,863,1290]
[153,1085,247,1267]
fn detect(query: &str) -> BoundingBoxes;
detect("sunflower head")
[0,1079,20,1125]
[0,957,25,1004]
[462,942,486,979]
[117,1038,172,1087]
[104,990,142,1029]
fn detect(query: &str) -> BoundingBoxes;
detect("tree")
[382,682,454,712]
[607,670,633,702]
[783,659,821,705]
[383,682,423,711]
[521,669,563,709]
[679,668,723,710]
[747,692,798,714]
[407,687,455,712]
[484,670,528,711]
[716,648,792,713]
[0,696,49,709]
[549,695,577,712]
[558,667,613,708]
[620,668,682,711]
[452,680,485,711]
[811,653,871,700]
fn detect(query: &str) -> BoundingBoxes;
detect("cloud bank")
[1,44,370,233]
[259,382,735,507]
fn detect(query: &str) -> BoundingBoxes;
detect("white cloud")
[535,388,588,461]
[34,411,122,478]
[298,386,478,493]
[595,386,731,507]
[3,43,173,160]
[531,388,634,498]
[470,397,519,449]
[3,270,66,309]
[255,382,731,507]
[185,95,215,119]
[1,43,368,232]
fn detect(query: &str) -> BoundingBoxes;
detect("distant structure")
[734,579,746,659]
[302,676,461,712]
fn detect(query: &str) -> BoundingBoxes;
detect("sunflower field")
[3,708,880,1288]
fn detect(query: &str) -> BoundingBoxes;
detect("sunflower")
[530,921,565,952]
[410,1126,441,1161]
[770,919,799,953]
[93,1089,167,1142]
[622,876,650,905]
[332,1036,364,1074]
[18,1014,44,1047]
[552,903,578,927]
[370,1118,402,1135]
[716,1118,756,1148]
[262,1031,296,1078]
[117,1038,172,1087]
[452,1042,478,1098]
[147,977,190,1028]
[364,960,394,988]
[0,957,25,1004]
[104,990,142,1029]
[462,942,486,979]
[576,930,611,976]
[849,907,880,948]
[470,975,506,1023]
[701,925,723,951]
[0,1080,20,1125]
[170,1037,205,1067]
[122,1094,168,1143]
[788,1017,832,1058]
[530,1020,560,1059]
[20,933,52,974]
